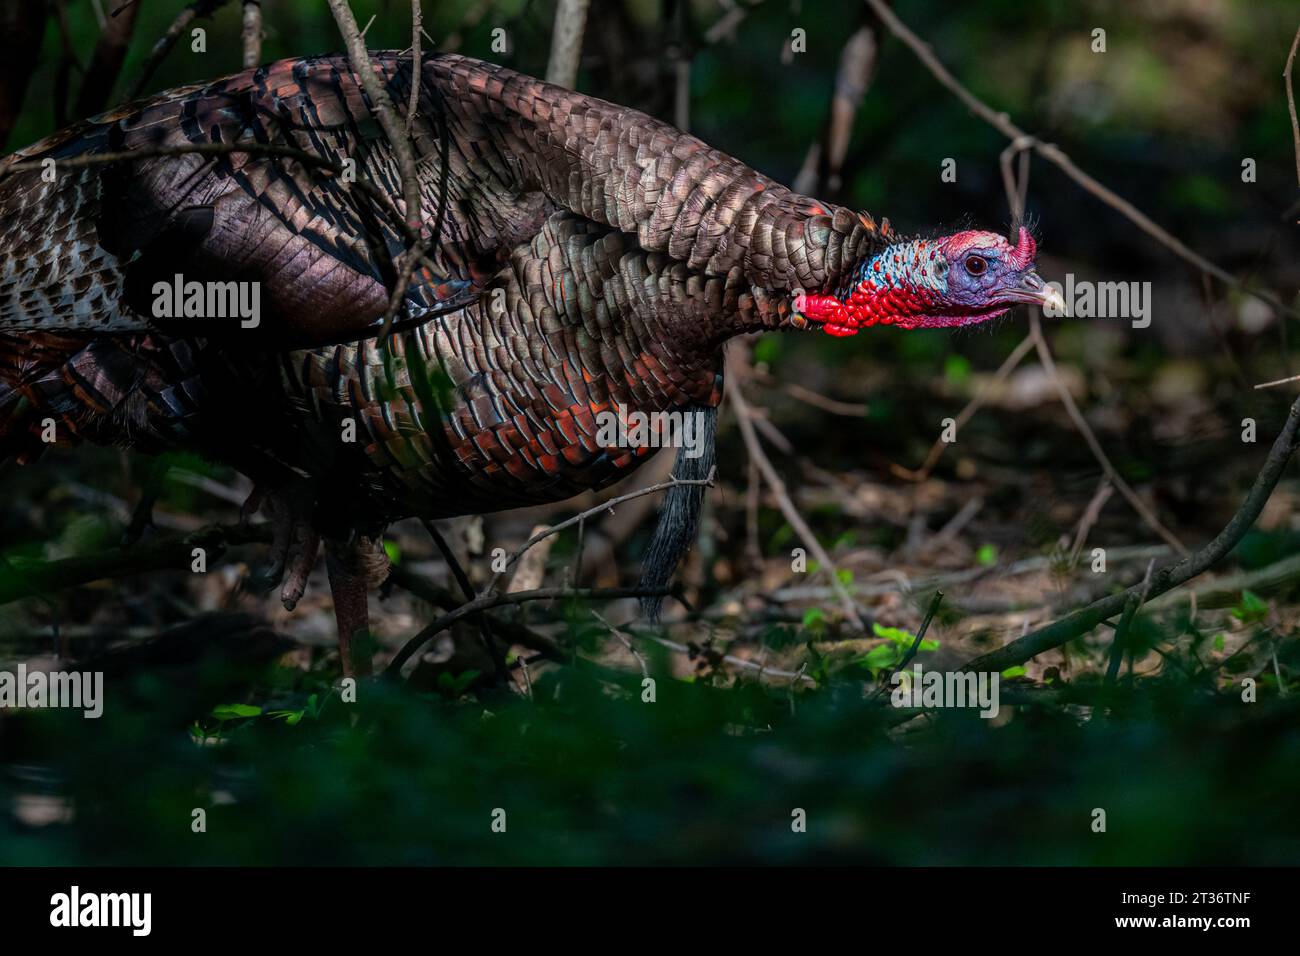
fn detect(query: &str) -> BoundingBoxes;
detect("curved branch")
[961,395,1300,674]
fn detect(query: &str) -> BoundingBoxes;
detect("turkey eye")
[965,255,987,276]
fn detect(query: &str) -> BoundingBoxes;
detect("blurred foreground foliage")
[3,632,1298,866]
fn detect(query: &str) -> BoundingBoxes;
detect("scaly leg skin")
[325,536,389,679]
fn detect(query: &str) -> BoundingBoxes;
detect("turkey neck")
[410,54,891,317]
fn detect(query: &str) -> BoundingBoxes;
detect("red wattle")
[794,293,861,337]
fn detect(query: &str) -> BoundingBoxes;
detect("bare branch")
[729,359,864,630]
[1256,373,1300,390]
[874,589,944,700]
[406,1,424,135]
[546,0,591,90]
[1067,475,1114,569]
[488,469,718,593]
[893,334,1035,482]
[77,0,143,118]
[961,395,1300,674]
[782,382,868,418]
[241,0,263,69]
[1028,314,1187,555]
[1286,25,1300,190]
[325,0,423,236]
[592,611,649,679]
[794,24,876,196]
[0,525,269,606]
[703,0,764,45]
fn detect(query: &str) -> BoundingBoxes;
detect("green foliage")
[437,670,483,696]
[4,647,1299,866]
[943,354,972,388]
[1230,590,1269,624]
[857,620,940,677]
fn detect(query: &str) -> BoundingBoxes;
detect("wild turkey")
[0,53,1054,675]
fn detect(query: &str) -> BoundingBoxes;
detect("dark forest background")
[1,0,1299,865]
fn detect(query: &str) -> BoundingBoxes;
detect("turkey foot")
[241,483,321,611]
[121,458,172,547]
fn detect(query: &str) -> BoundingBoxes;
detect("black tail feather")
[637,404,716,621]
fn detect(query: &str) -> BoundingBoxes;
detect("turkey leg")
[324,535,388,678]
[325,544,370,678]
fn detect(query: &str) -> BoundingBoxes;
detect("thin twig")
[703,0,763,45]
[1285,25,1300,190]
[1255,373,1300,390]
[127,0,232,101]
[421,519,476,602]
[893,589,944,676]
[893,334,1035,481]
[729,361,863,629]
[386,586,676,677]
[406,1,424,135]
[1102,559,1155,693]
[386,563,567,663]
[326,0,423,237]
[487,469,717,592]
[76,0,141,118]
[999,135,1034,231]
[1029,314,1187,555]
[52,0,81,128]
[783,382,868,418]
[592,611,649,679]
[789,662,808,714]
[623,624,815,685]
[871,589,945,701]
[421,517,508,680]
[1067,475,1113,569]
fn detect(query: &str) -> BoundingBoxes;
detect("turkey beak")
[1002,271,1066,314]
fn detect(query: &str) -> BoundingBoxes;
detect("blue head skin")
[794,227,1057,335]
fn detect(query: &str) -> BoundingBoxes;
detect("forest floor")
[2,326,1299,865]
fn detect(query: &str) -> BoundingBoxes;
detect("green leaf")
[211,703,262,721]
[1001,665,1027,678]
[944,354,972,386]
[860,643,901,677]
[976,544,998,567]
[437,670,482,694]
[1229,590,1268,623]
[871,621,938,652]
[802,608,830,636]
[752,334,782,366]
